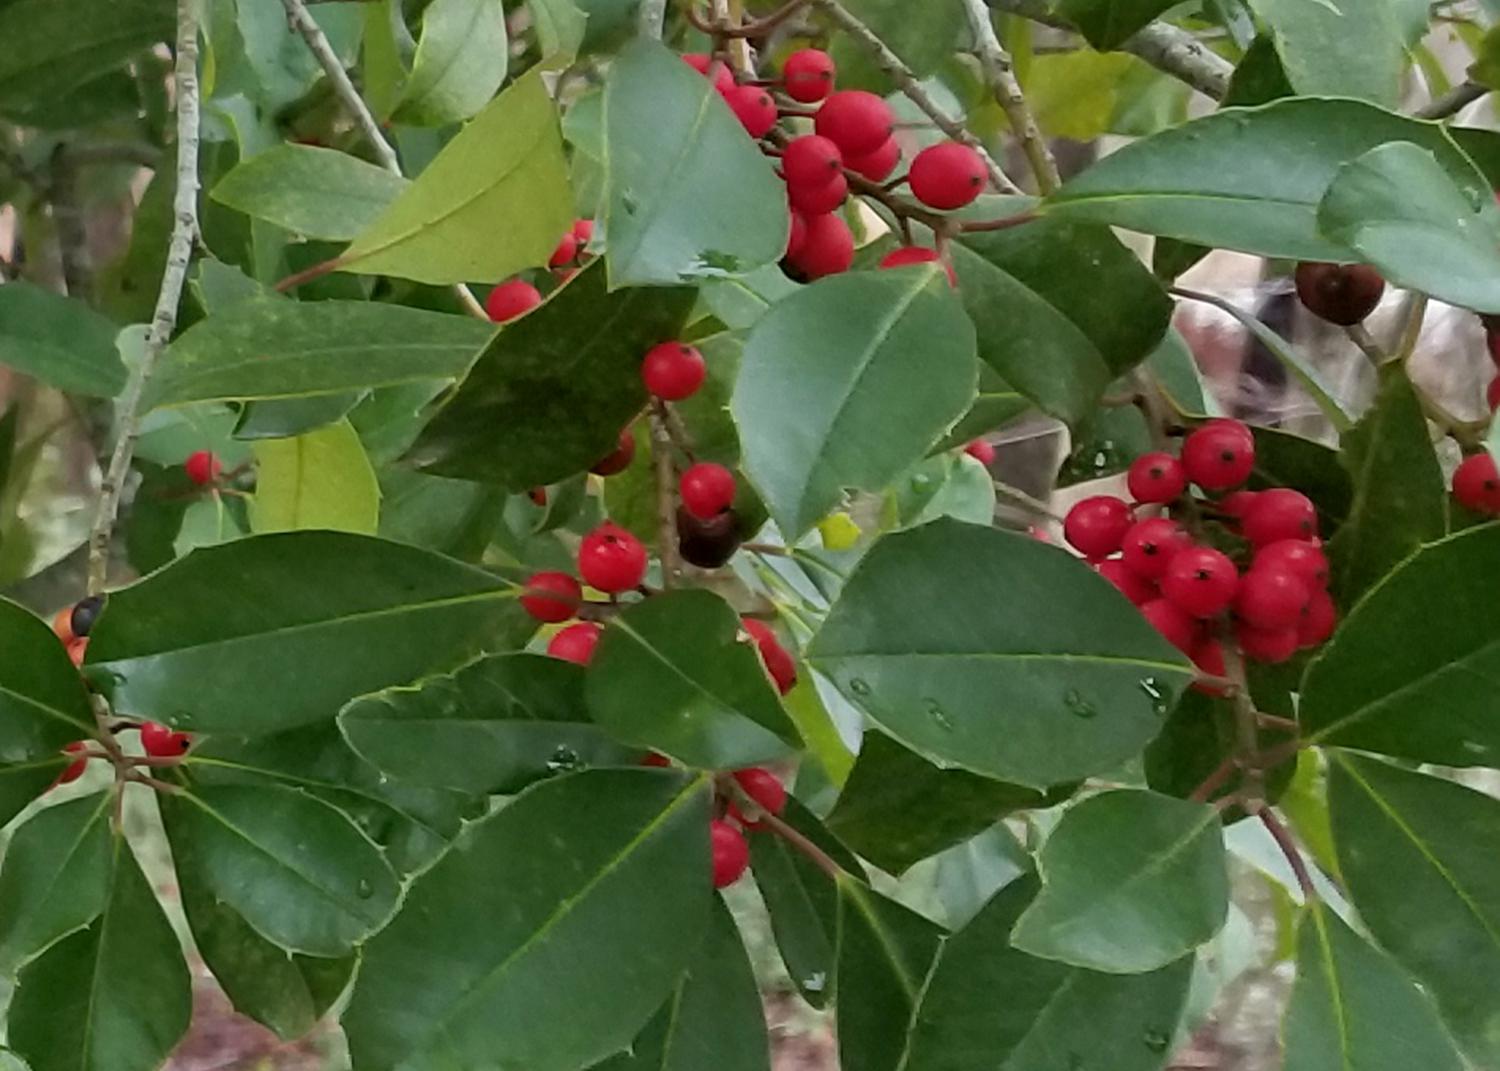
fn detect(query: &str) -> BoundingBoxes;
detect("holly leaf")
[249,419,381,535]
[0,0,172,114]
[210,144,408,241]
[1245,0,1403,106]
[0,281,127,397]
[0,793,112,975]
[392,0,509,127]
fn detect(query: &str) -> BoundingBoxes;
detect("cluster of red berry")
[1061,419,1337,676]
[484,217,595,324]
[646,758,786,888]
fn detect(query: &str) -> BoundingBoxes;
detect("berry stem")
[1258,806,1318,900]
[1255,711,1300,733]
[649,401,683,590]
[1188,754,1240,804]
[958,210,1039,234]
[125,772,186,795]
[959,0,1061,194]
[718,775,846,880]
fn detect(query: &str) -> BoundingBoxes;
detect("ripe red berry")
[1234,566,1310,631]
[572,218,594,245]
[1120,517,1191,580]
[1294,262,1385,325]
[578,523,648,593]
[1217,490,1260,525]
[963,438,996,465]
[908,142,987,210]
[549,232,578,268]
[1299,587,1338,648]
[788,172,848,215]
[783,48,835,103]
[682,53,734,93]
[51,607,75,644]
[1254,539,1329,589]
[642,342,706,401]
[742,617,797,694]
[878,246,956,286]
[55,742,88,787]
[641,752,672,767]
[1453,453,1500,514]
[140,721,192,758]
[485,279,542,323]
[1235,622,1300,665]
[787,212,854,279]
[710,819,750,887]
[1241,488,1318,545]
[782,135,844,187]
[814,90,895,156]
[1096,558,1156,606]
[680,462,737,519]
[844,138,900,182]
[1063,496,1133,558]
[1141,597,1199,654]
[520,571,582,623]
[1161,546,1239,618]
[1127,452,1187,504]
[786,210,808,260]
[547,622,602,665]
[1181,422,1255,490]
[591,428,636,476]
[1191,638,1228,692]
[732,767,787,822]
[725,84,778,138]
[184,450,221,486]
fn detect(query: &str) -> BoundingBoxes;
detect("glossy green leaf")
[1056,0,1178,50]
[1246,0,1402,105]
[8,837,191,1071]
[343,70,572,285]
[1012,790,1227,973]
[236,392,363,441]
[377,470,508,561]
[0,0,172,113]
[405,263,695,488]
[1048,98,1485,260]
[1301,525,1500,765]
[393,0,508,126]
[146,299,492,410]
[341,652,634,794]
[86,532,527,734]
[0,794,112,974]
[899,877,1194,1071]
[0,282,127,397]
[1144,690,1294,818]
[734,269,977,538]
[343,769,713,1071]
[837,0,963,78]
[587,590,800,769]
[888,454,996,530]
[808,520,1193,787]
[1320,141,1500,314]
[211,144,408,242]
[1283,902,1465,1071]
[603,40,788,286]
[531,0,588,60]
[250,419,381,535]
[1329,752,1500,1065]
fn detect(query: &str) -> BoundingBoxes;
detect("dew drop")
[910,473,934,491]
[848,677,871,696]
[1063,688,1097,719]
[925,699,955,732]
[1143,1030,1170,1053]
[1137,677,1169,716]
[356,878,375,900]
[547,745,583,773]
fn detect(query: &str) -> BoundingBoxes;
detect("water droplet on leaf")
[356,879,374,899]
[925,699,954,731]
[1137,677,1169,715]
[1063,689,1097,719]
[848,677,871,696]
[1143,1030,1170,1053]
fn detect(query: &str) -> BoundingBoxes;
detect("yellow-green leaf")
[250,419,380,535]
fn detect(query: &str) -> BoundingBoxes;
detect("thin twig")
[1189,753,1240,804]
[85,0,202,595]
[1222,639,1264,810]
[1344,323,1385,367]
[960,0,1059,194]
[1259,806,1317,899]
[1255,711,1300,733]
[720,776,846,880]
[1417,80,1488,120]
[992,478,1062,522]
[650,401,682,589]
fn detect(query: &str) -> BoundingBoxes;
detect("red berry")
[547,622,602,665]
[140,721,192,758]
[878,246,956,287]
[572,219,594,244]
[528,487,548,507]
[642,342,707,401]
[485,279,542,323]
[184,450,221,486]
[963,438,996,465]
[682,53,735,93]
[55,742,88,787]
[1191,639,1228,694]
[1161,546,1239,618]
[1453,453,1500,514]
[908,142,987,211]
[1299,587,1338,648]
[1141,598,1199,654]
[710,819,750,887]
[578,523,648,593]
[787,213,853,279]
[1241,488,1318,545]
[725,85,778,138]
[742,618,797,694]
[66,637,88,667]
[786,210,808,260]
[1063,495,1133,558]
[788,172,848,215]
[1294,262,1385,325]
[549,232,578,268]
[1217,490,1260,524]
[1181,423,1255,490]
[520,571,581,623]
[1234,566,1310,631]
[680,462,737,520]
[641,752,672,767]
[1096,558,1156,606]
[1235,622,1300,664]
[1120,517,1191,580]
[814,90,895,156]
[1127,452,1187,504]
[52,607,75,644]
[591,428,636,476]
[732,767,787,821]
[782,135,844,187]
[1254,539,1329,589]
[783,48,835,103]
[844,138,900,182]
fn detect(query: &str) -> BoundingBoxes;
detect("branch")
[649,401,683,589]
[1259,807,1317,900]
[719,776,847,880]
[85,0,203,595]
[1417,80,1487,120]
[960,0,1059,194]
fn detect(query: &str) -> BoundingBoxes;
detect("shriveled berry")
[520,571,581,623]
[680,462,737,520]
[814,90,895,156]
[547,622,602,665]
[788,172,848,215]
[1453,453,1500,514]
[787,212,854,279]
[1254,539,1329,589]
[733,767,787,821]
[184,450,221,487]
[783,48,836,103]
[1181,422,1255,490]
[70,596,104,639]
[591,428,636,476]
[726,85,778,138]
[1097,558,1156,606]
[140,721,192,758]
[844,138,900,182]
[1241,488,1317,545]
[1063,496,1133,558]
[963,438,996,465]
[52,607,75,644]
[578,523,648,593]
[642,341,707,401]
[782,134,844,187]
[742,617,797,694]
[1120,517,1192,580]
[679,507,741,568]
[1127,452,1187,504]
[549,232,578,268]
[1236,622,1300,664]
[1141,597,1199,654]
[711,819,750,887]
[485,279,542,323]
[878,246,956,286]
[1294,262,1385,325]
[1161,546,1239,618]
[908,142,987,210]
[1234,566,1310,631]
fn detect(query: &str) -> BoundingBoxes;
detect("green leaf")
[1319,141,1500,314]
[343,70,573,285]
[835,0,964,79]
[1301,525,1500,765]
[341,652,635,794]
[1245,0,1403,106]
[888,454,996,530]
[1056,0,1178,50]
[1328,752,1500,1065]
[808,519,1193,788]
[953,217,1172,425]
[211,144,409,242]
[0,281,127,397]
[1283,902,1465,1071]
[898,877,1195,1070]
[1328,364,1446,602]
[250,419,381,535]
[0,794,112,975]
[734,269,977,538]
[392,0,508,126]
[146,299,492,410]
[8,837,191,1071]
[1011,789,1228,973]
[826,732,1070,875]
[343,769,713,1071]
[587,590,801,768]
[603,40,788,286]
[86,532,528,735]
[405,263,695,488]
[531,0,588,61]
[1048,98,1486,260]
[0,0,172,114]
[236,392,364,441]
